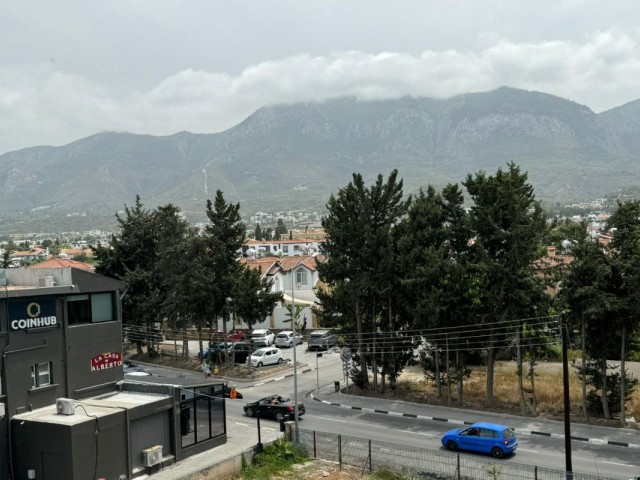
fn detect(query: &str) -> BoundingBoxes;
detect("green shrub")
[241,439,307,480]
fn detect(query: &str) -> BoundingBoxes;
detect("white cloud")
[1,29,639,155]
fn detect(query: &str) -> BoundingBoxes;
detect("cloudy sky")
[1,0,639,155]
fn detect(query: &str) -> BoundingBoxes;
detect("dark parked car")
[200,345,221,361]
[243,395,306,421]
[201,341,251,363]
[225,341,251,364]
[441,422,518,459]
[307,329,337,350]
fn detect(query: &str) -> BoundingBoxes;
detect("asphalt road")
[129,346,640,480]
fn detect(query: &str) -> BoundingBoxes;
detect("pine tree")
[397,184,474,403]
[606,200,640,424]
[463,163,548,408]
[318,170,409,389]
[93,197,191,355]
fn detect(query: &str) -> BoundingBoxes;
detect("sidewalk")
[147,419,282,479]
[311,384,640,449]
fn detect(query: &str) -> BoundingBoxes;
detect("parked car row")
[199,329,340,366]
[205,328,340,348]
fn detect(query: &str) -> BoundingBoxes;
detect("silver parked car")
[307,329,337,351]
[250,329,275,347]
[275,330,304,348]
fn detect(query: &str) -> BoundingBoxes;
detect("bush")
[241,439,307,480]
[575,360,639,415]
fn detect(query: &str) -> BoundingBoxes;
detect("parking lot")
[158,339,341,370]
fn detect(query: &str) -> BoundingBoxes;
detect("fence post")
[456,453,460,479]
[338,435,342,470]
[313,431,317,458]
[534,465,538,480]
[368,439,372,472]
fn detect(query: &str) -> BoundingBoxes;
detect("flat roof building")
[1,267,227,480]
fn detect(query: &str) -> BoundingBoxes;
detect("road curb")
[309,393,640,450]
[130,358,312,386]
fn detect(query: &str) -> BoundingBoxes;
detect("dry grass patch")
[362,361,640,427]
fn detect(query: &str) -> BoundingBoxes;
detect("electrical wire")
[74,404,100,480]
[123,315,563,354]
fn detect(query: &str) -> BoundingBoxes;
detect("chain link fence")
[292,428,620,480]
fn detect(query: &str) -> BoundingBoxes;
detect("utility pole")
[562,317,573,478]
[291,274,299,440]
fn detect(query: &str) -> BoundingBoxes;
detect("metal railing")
[292,428,619,480]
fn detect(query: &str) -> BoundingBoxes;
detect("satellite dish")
[561,239,573,252]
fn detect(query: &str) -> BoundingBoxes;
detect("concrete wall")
[230,305,316,331]
[6,268,73,287]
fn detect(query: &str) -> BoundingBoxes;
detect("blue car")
[441,422,517,459]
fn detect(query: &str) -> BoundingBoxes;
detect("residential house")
[242,238,321,258]
[237,255,324,331]
[27,257,95,272]
[9,247,48,265]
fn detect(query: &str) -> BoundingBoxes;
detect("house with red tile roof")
[238,254,324,331]
[9,247,48,265]
[28,258,95,272]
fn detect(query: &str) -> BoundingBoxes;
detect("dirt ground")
[357,361,640,428]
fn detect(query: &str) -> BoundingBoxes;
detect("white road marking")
[516,448,537,453]
[316,417,347,423]
[602,461,637,467]
[400,430,438,437]
[232,420,251,427]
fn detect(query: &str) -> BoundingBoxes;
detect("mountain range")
[2,86,640,233]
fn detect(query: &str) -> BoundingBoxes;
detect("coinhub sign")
[9,299,57,331]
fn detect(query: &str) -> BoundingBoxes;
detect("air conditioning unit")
[56,398,75,415]
[38,276,56,287]
[142,445,163,467]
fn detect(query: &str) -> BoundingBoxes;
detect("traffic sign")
[340,347,352,363]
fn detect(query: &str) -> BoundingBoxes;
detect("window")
[296,269,308,285]
[68,293,115,325]
[91,293,114,322]
[283,246,289,253]
[480,428,498,438]
[293,245,300,251]
[31,362,52,388]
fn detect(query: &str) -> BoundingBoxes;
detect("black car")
[243,395,306,421]
[226,341,252,364]
[201,341,251,364]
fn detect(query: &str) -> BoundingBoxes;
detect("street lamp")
[290,273,299,438]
